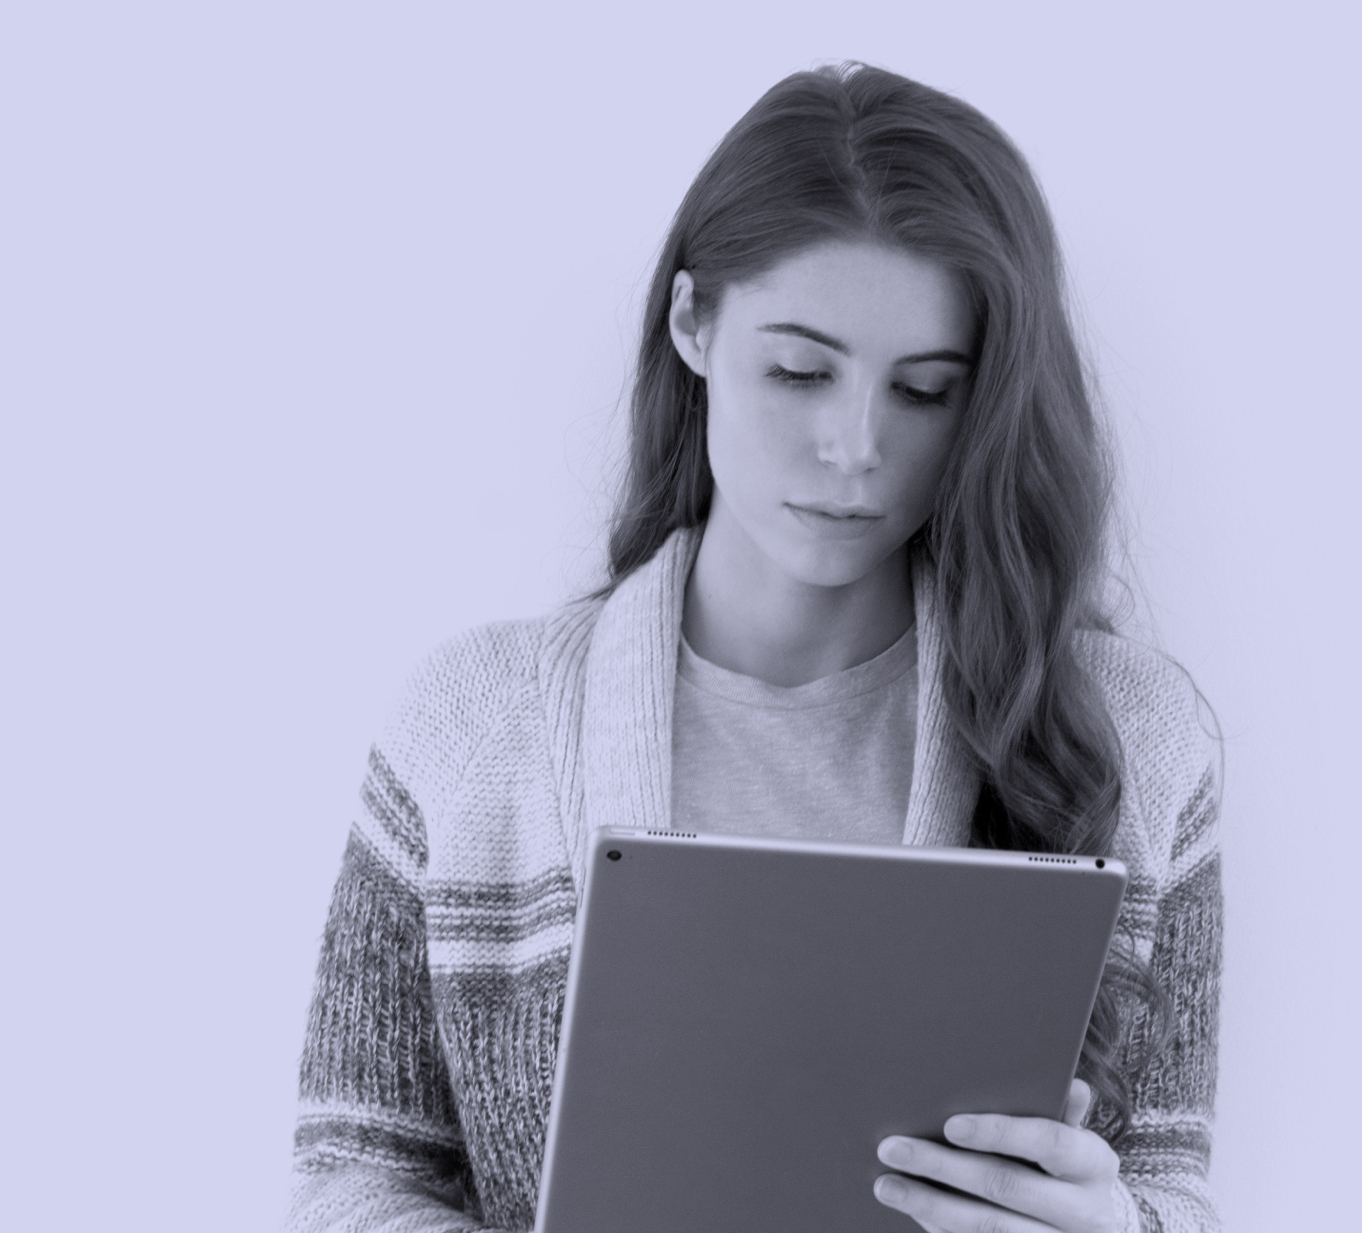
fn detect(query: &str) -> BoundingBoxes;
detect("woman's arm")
[1107,754,1223,1231]
[288,621,559,1233]
[286,759,502,1233]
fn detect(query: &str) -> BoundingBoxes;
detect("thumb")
[1062,1078,1092,1128]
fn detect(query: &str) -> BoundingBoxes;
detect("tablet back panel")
[536,830,1127,1233]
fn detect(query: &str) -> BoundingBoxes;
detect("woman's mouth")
[785,503,886,538]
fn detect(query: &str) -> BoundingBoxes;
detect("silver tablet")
[536,829,1127,1233]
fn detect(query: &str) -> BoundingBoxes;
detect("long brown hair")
[606,62,1167,1143]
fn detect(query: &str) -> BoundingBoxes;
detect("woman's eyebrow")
[757,322,971,366]
[759,321,851,354]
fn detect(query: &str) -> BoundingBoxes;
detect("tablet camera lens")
[1095,858,1105,869]
[607,850,621,861]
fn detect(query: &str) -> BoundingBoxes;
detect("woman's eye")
[893,381,953,408]
[767,364,830,386]
[767,364,956,406]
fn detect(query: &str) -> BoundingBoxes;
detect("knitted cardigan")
[288,528,1223,1233]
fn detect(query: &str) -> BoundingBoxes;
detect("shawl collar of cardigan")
[566,527,978,899]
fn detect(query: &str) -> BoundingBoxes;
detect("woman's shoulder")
[1076,628,1205,738]
[376,594,607,799]
[1075,628,1221,876]
[410,595,603,699]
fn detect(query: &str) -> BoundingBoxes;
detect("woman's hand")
[873,1079,1121,1233]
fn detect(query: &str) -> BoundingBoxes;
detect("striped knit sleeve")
[286,623,545,1233]
[1115,748,1224,1231]
[286,742,505,1233]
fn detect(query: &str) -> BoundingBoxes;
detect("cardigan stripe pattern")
[288,529,1222,1233]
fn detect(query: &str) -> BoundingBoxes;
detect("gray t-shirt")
[670,626,918,844]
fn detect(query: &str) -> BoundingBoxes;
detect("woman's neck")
[681,517,914,688]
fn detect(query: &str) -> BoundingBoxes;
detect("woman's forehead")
[717,240,974,355]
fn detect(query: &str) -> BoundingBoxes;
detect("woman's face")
[670,239,974,589]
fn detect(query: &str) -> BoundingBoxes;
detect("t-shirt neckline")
[676,623,918,711]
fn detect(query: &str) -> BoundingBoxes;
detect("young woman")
[288,64,1222,1233]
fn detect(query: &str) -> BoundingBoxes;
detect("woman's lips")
[786,503,886,538]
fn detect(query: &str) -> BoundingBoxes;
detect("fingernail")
[877,1136,914,1169]
[874,1174,908,1205]
[945,1114,976,1140]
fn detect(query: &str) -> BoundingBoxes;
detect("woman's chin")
[766,535,908,592]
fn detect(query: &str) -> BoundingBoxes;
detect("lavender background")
[2,3,1357,1229]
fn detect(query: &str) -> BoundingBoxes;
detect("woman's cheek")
[887,415,959,529]
[708,382,797,506]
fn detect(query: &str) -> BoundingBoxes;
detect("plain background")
[2,3,1357,1229]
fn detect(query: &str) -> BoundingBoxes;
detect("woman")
[288,64,1222,1233]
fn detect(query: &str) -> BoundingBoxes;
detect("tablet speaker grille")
[646,829,697,839]
[1027,855,1079,865]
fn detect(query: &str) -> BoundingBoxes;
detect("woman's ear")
[668,270,708,378]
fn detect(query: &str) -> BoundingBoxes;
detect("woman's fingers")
[943,1110,1118,1183]
[875,1093,1120,1231]
[874,1172,1054,1232]
[877,1135,1086,1230]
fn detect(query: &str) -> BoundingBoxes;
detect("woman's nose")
[816,385,882,475]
